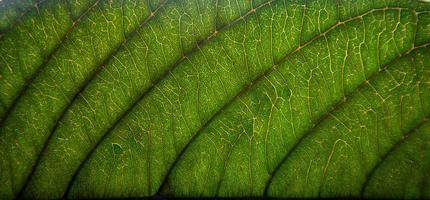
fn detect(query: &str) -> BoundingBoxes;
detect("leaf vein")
[0,0,100,126]
[156,6,425,196]
[15,0,164,197]
[360,115,430,196]
[264,42,430,196]
[0,0,46,38]
[61,0,275,197]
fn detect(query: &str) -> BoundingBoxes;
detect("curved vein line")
[60,5,415,198]
[0,0,100,126]
[0,0,46,39]
[15,1,167,198]
[360,115,430,197]
[263,42,430,196]
[1,2,425,199]
[155,6,419,196]
[63,1,275,197]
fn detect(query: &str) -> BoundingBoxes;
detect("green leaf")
[0,0,429,199]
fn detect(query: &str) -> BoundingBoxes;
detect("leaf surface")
[0,0,429,199]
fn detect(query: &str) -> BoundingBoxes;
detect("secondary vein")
[0,0,47,39]
[15,0,167,198]
[360,115,430,196]
[156,6,420,196]
[263,42,430,196]
[63,1,275,197]
[0,0,100,126]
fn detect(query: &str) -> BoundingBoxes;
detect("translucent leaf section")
[0,0,429,199]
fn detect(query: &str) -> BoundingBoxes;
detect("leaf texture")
[0,0,429,199]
